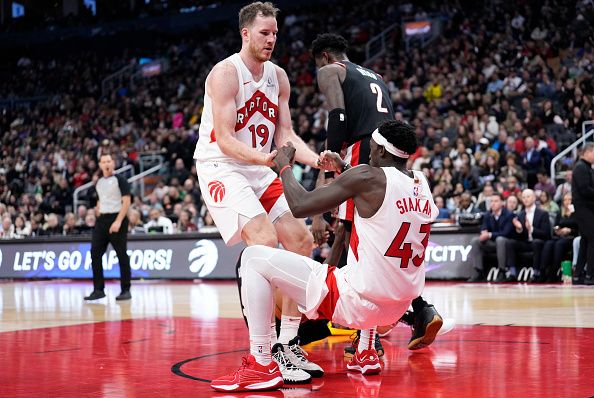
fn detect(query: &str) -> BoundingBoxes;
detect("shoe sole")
[281,376,312,384]
[327,322,356,336]
[84,295,106,301]
[346,363,382,375]
[408,315,443,350]
[302,369,324,378]
[211,376,283,392]
[274,361,312,384]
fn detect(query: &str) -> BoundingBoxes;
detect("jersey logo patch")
[413,176,421,197]
[235,90,278,131]
[208,180,226,203]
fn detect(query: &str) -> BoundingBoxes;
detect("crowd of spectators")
[0,0,593,275]
[0,0,400,238]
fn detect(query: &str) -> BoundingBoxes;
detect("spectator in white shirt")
[144,207,174,234]
[13,214,31,238]
[1,215,15,239]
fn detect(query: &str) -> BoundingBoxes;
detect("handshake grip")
[271,143,296,176]
[270,143,345,176]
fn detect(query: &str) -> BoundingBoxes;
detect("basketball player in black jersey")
[310,33,451,351]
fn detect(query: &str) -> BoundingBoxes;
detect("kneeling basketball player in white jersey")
[193,2,323,384]
[211,120,438,392]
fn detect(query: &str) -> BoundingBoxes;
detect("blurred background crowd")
[0,0,592,258]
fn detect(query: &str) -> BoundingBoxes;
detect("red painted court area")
[1,317,592,398]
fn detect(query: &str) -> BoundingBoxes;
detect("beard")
[249,42,272,62]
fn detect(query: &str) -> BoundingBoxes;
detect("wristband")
[327,108,347,153]
[337,163,351,175]
[279,165,292,177]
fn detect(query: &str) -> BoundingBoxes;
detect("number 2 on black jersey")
[369,83,388,113]
[384,222,431,268]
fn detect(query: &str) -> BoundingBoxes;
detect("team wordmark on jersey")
[235,90,278,131]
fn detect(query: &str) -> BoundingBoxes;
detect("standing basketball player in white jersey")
[194,2,323,384]
[211,120,438,392]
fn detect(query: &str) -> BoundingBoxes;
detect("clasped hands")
[270,142,345,175]
[512,216,532,233]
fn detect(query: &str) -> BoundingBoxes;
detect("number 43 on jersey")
[385,222,431,268]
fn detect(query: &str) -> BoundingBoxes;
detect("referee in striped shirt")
[84,153,132,301]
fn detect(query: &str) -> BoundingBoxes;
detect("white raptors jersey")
[336,167,438,310]
[194,53,279,164]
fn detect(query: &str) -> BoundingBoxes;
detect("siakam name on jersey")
[395,197,433,216]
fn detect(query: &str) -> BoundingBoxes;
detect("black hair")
[310,33,348,58]
[378,120,419,156]
[491,192,504,201]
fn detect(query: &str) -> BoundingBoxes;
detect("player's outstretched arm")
[210,61,276,166]
[273,145,372,218]
[274,66,321,168]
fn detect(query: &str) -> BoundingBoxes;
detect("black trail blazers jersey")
[336,61,395,144]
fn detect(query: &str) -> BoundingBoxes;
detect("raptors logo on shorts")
[208,180,226,203]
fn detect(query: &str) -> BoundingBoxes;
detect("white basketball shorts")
[196,160,290,246]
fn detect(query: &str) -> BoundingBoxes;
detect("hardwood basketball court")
[1,280,593,397]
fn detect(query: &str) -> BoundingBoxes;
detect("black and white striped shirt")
[96,174,130,214]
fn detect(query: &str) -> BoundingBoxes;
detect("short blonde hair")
[238,2,279,31]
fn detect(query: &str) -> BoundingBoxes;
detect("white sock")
[250,333,272,365]
[358,328,376,353]
[278,315,301,345]
[270,321,278,347]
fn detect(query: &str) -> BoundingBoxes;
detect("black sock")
[411,296,429,313]
[297,319,332,345]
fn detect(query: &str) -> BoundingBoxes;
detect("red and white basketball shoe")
[346,348,382,375]
[210,355,284,392]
